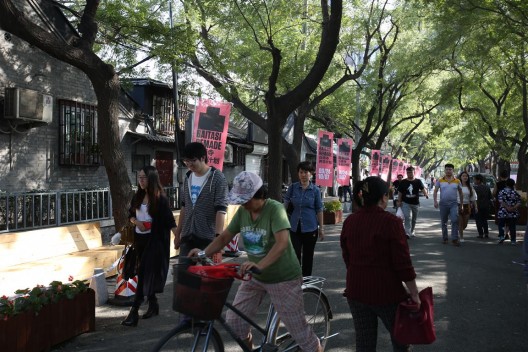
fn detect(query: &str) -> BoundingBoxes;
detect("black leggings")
[290,228,318,277]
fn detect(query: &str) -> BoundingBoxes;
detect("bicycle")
[152,258,333,352]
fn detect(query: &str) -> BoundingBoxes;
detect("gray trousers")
[401,203,419,236]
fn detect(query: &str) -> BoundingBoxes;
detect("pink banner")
[380,154,391,180]
[398,161,406,176]
[391,158,400,181]
[316,130,334,187]
[336,138,353,186]
[192,99,231,171]
[370,150,381,176]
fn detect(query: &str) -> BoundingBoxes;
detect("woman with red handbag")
[340,176,421,351]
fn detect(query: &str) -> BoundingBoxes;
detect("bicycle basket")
[172,264,234,320]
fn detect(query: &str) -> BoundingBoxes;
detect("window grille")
[58,100,100,166]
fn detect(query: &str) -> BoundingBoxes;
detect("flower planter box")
[323,210,343,224]
[0,289,95,352]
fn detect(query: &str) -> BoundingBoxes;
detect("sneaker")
[484,234,489,238]
[411,231,416,237]
[477,235,484,239]
[511,242,517,246]
[498,237,505,244]
[459,238,465,243]
[442,239,448,244]
[452,239,461,247]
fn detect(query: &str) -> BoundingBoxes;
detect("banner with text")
[316,130,334,187]
[380,154,391,181]
[337,138,353,186]
[370,150,381,176]
[192,99,231,171]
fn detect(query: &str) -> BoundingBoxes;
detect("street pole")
[169,1,181,162]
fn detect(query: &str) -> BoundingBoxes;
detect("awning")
[228,140,252,149]
[126,131,175,144]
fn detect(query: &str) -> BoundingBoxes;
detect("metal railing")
[0,186,180,234]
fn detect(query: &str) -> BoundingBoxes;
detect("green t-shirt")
[227,199,301,283]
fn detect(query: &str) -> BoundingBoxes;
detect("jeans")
[439,204,459,240]
[401,203,419,236]
[474,207,489,236]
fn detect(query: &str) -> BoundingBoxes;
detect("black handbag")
[120,245,138,281]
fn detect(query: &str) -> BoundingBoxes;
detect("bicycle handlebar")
[178,256,262,275]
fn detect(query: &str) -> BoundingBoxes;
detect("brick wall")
[0,30,133,192]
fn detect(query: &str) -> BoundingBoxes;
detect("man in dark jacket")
[473,174,492,238]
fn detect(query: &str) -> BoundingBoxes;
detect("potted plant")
[323,200,343,224]
[0,280,95,352]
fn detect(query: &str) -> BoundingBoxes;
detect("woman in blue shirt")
[283,161,324,276]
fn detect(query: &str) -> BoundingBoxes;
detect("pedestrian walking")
[433,163,464,246]
[341,176,421,352]
[283,161,325,276]
[397,166,428,238]
[497,178,521,245]
[190,171,323,352]
[473,174,492,238]
[392,174,403,209]
[457,171,477,243]
[173,142,228,327]
[121,166,177,327]
[494,170,510,238]
[174,142,228,261]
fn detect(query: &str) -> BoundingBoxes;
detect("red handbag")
[393,287,436,345]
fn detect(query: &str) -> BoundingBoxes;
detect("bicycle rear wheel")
[151,322,224,352]
[269,287,331,351]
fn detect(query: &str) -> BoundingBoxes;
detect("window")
[152,95,173,134]
[59,100,100,166]
[132,154,150,172]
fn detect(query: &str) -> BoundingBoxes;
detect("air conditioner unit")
[224,144,234,163]
[3,87,53,123]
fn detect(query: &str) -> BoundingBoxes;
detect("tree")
[179,0,342,200]
[0,0,132,229]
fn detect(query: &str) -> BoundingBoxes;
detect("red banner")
[370,150,381,176]
[316,130,334,187]
[380,154,391,180]
[336,138,353,186]
[192,99,231,171]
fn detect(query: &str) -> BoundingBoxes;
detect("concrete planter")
[323,210,343,224]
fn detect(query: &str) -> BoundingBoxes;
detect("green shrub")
[323,200,342,212]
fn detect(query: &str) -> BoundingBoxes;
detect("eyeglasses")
[183,158,199,164]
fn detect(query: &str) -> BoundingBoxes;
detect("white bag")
[396,207,405,220]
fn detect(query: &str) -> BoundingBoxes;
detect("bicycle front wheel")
[151,322,224,352]
[269,287,331,351]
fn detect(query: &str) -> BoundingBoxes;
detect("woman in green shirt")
[189,171,322,351]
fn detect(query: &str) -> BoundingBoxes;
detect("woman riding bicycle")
[189,171,323,352]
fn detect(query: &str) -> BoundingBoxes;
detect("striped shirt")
[436,177,461,206]
[180,167,228,241]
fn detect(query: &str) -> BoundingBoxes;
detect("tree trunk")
[90,74,133,230]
